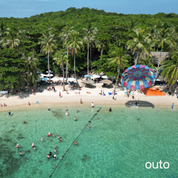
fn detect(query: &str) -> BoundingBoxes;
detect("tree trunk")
[101,45,103,56]
[135,49,139,65]
[74,49,76,79]
[114,63,121,93]
[90,45,92,72]
[66,50,68,83]
[62,62,65,91]
[156,47,162,78]
[47,50,50,79]
[87,43,89,74]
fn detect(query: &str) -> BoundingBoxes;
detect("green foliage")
[0,48,25,90]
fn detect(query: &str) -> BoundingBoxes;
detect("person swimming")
[53,155,56,159]
[8,110,11,116]
[59,137,62,142]
[54,148,56,153]
[16,144,19,148]
[49,152,52,156]
[23,120,26,124]
[65,111,68,116]
[109,108,112,112]
[48,107,50,111]
[47,154,50,159]
[19,151,23,156]
[88,125,90,129]
[41,137,43,142]
[48,132,51,136]
[74,116,77,121]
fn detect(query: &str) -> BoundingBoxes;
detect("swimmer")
[32,143,35,148]
[47,154,50,159]
[49,152,52,156]
[74,116,77,121]
[89,121,91,123]
[109,108,112,112]
[105,110,108,113]
[19,151,23,156]
[8,110,11,116]
[65,111,68,116]
[54,148,56,153]
[33,146,36,150]
[16,144,19,148]
[48,132,51,136]
[48,107,50,111]
[65,106,67,111]
[23,120,26,124]
[54,145,57,149]
[77,110,79,113]
[59,137,62,142]
[53,155,56,159]
[74,141,78,145]
[80,98,82,104]
[91,102,94,108]
[88,124,90,129]
[53,134,55,137]
[41,137,43,142]
[97,116,99,120]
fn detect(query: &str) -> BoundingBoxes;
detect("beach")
[0,83,178,112]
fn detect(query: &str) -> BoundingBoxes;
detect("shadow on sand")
[125,100,155,108]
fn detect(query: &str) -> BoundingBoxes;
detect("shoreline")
[0,93,177,112]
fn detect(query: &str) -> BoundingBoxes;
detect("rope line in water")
[137,109,146,178]
[49,107,102,177]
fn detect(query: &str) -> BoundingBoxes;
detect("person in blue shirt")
[172,103,174,109]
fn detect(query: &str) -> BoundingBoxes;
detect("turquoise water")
[0,106,178,178]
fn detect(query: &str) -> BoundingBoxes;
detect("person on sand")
[28,102,31,106]
[0,103,3,107]
[4,103,7,107]
[132,93,134,99]
[59,92,61,98]
[80,98,82,104]
[74,116,77,121]
[91,102,94,108]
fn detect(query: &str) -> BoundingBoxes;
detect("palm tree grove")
[0,7,178,91]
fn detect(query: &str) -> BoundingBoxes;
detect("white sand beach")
[0,79,178,112]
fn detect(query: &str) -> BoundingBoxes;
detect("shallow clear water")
[0,106,178,178]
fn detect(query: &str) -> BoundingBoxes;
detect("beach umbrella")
[59,77,66,81]
[92,75,100,79]
[83,79,94,85]
[41,78,49,81]
[100,72,104,76]
[84,75,92,78]
[68,78,76,82]
[46,70,53,73]
[51,78,60,81]
[121,65,155,90]
[101,79,112,85]
[44,74,53,77]
[101,75,109,79]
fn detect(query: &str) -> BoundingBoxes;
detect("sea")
[0,105,178,178]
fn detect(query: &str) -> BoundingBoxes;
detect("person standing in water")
[172,103,174,109]
[8,110,11,116]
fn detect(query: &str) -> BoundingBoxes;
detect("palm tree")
[38,31,56,79]
[83,24,97,74]
[60,26,73,82]
[2,27,20,49]
[161,52,178,86]
[53,50,67,91]
[23,52,40,87]
[108,46,129,92]
[95,40,106,57]
[154,28,174,77]
[66,30,83,81]
[139,55,156,69]
[127,28,149,65]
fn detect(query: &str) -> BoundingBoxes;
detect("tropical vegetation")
[0,7,178,91]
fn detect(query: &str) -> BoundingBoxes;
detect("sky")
[0,0,177,18]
